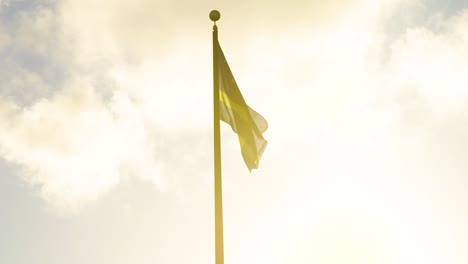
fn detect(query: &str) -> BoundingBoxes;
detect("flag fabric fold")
[216,40,268,171]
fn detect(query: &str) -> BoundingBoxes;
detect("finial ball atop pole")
[210,10,221,22]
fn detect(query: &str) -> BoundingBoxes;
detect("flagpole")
[210,10,224,264]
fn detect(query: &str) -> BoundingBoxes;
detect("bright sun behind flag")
[215,39,268,171]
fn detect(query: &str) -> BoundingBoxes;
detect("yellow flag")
[216,40,268,171]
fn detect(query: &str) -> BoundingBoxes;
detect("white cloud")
[386,11,468,117]
[2,0,468,263]
[0,0,467,224]
[0,80,164,209]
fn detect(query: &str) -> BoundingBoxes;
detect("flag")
[216,40,268,171]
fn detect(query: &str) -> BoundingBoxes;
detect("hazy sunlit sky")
[1,0,468,263]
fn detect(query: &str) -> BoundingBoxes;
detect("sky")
[1,0,468,263]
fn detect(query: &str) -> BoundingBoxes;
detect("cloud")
[0,0,468,223]
[386,11,468,115]
[0,0,215,210]
[0,81,164,209]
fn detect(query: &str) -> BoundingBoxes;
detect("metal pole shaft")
[213,23,224,264]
